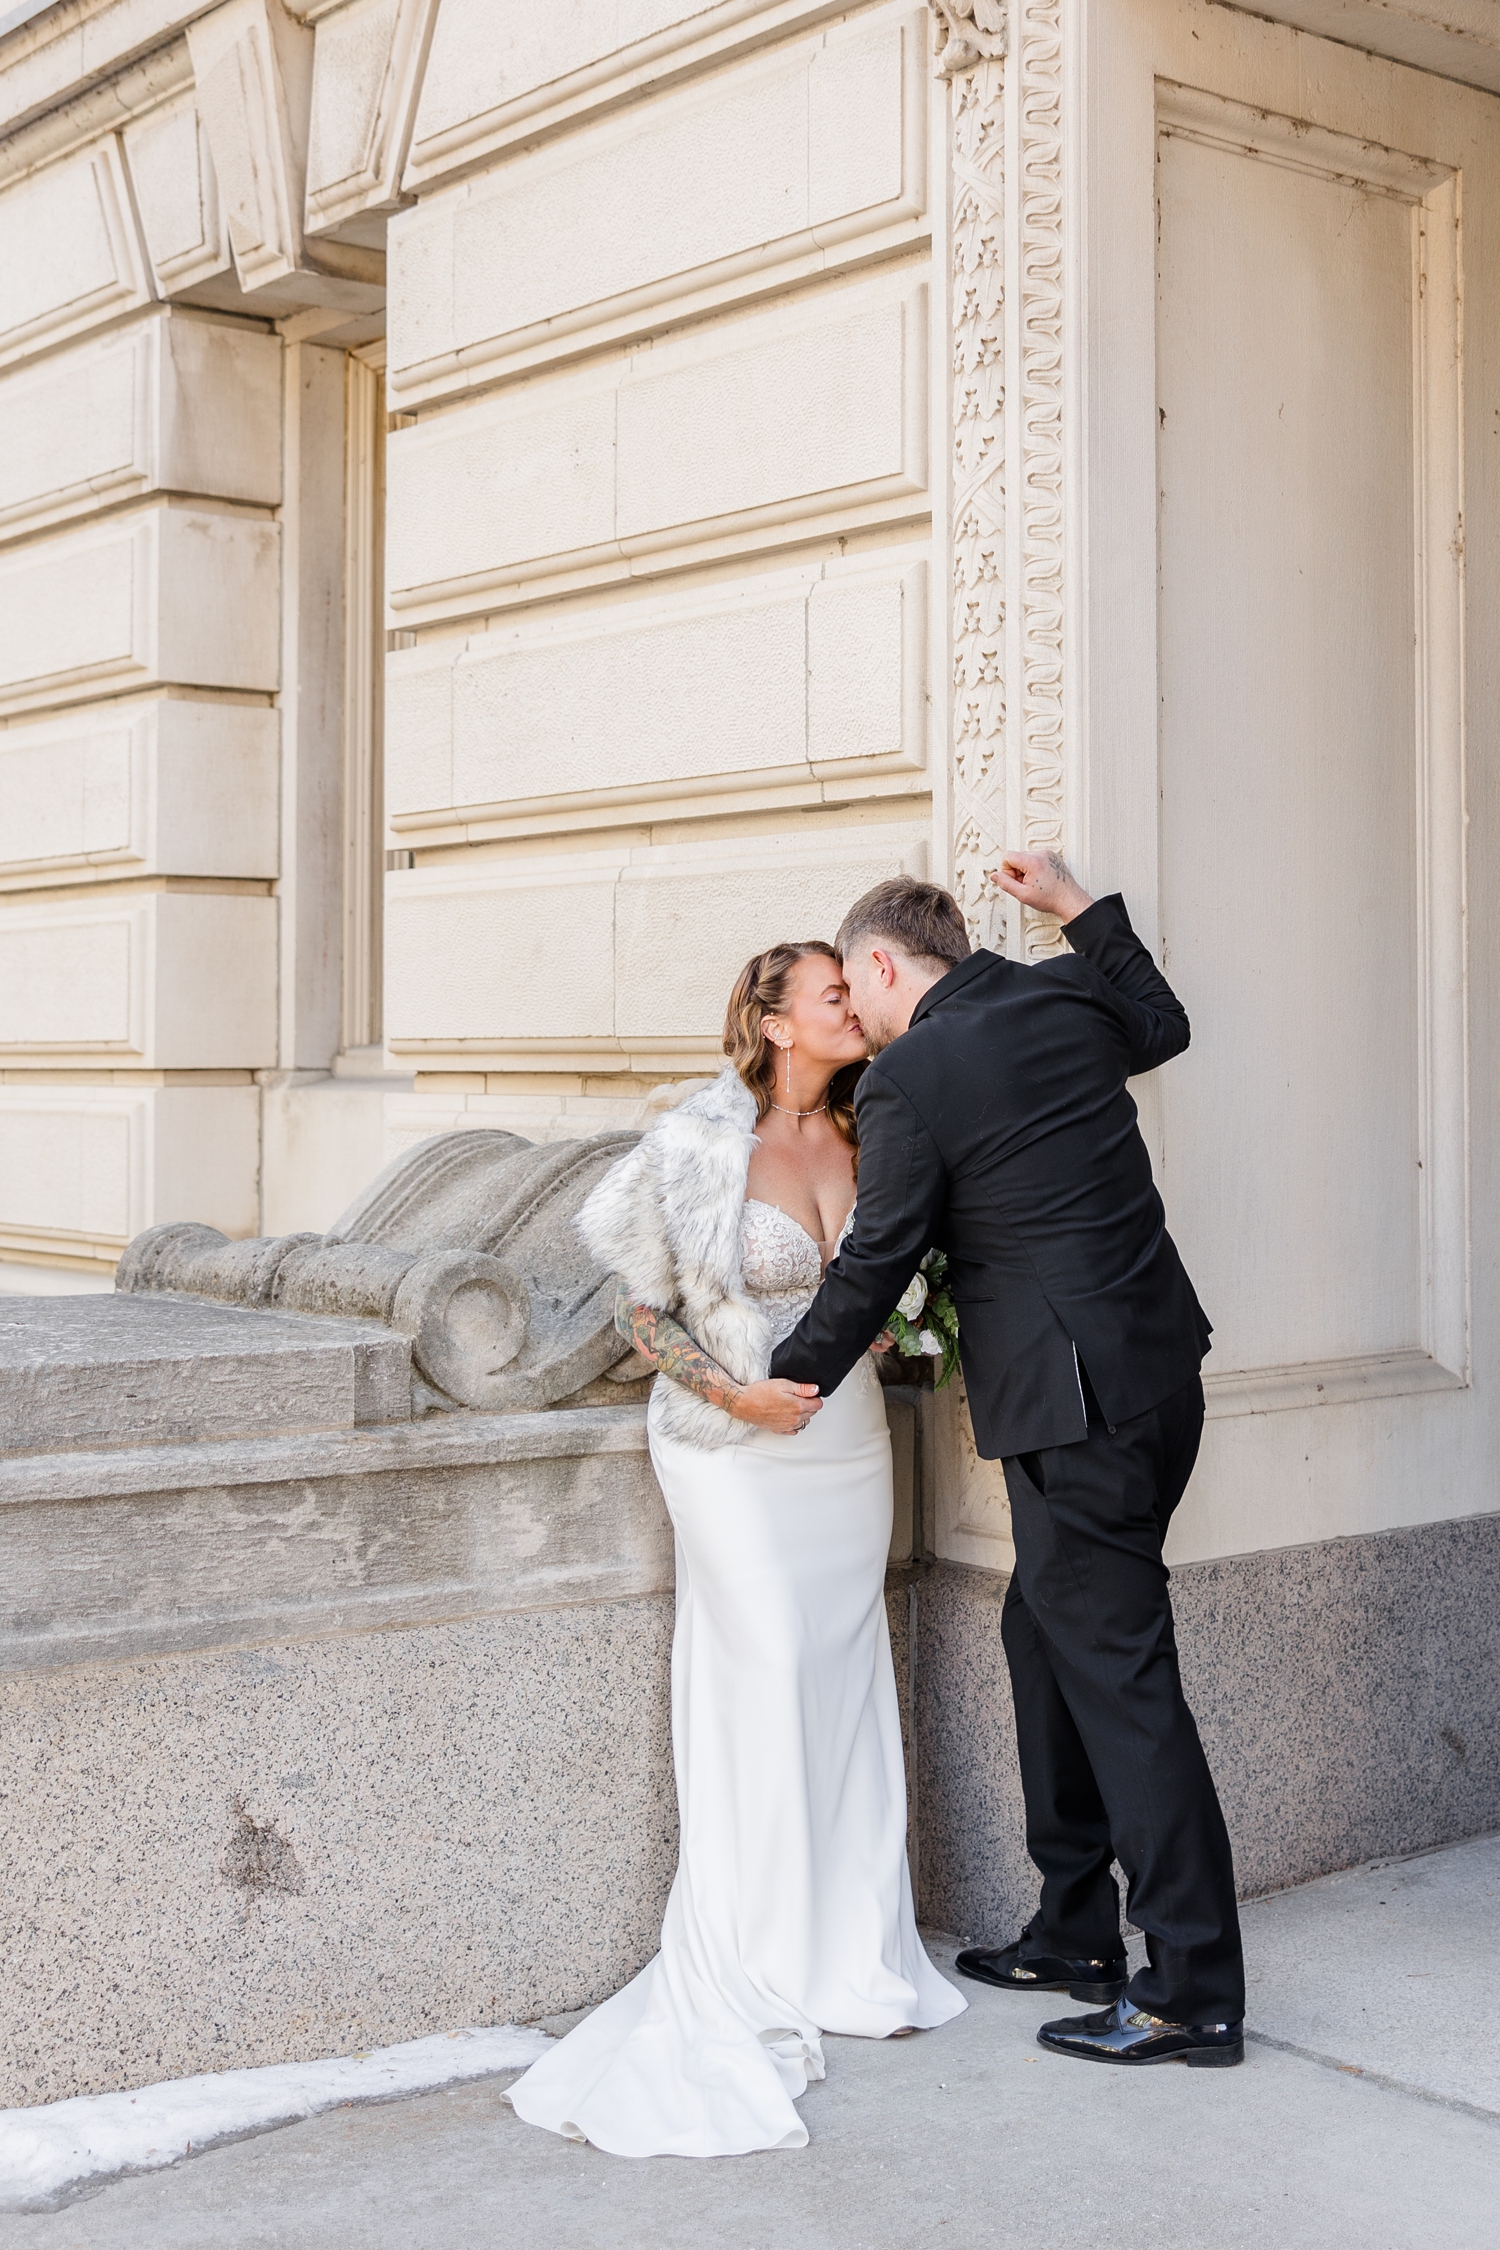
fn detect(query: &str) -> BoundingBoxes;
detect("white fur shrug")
[576,1066,773,1449]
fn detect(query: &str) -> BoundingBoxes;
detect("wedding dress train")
[507,1199,964,2158]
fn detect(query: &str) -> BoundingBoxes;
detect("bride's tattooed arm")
[615,1285,742,1414]
[614,1285,824,1432]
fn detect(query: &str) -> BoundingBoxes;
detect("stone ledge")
[0,1399,649,1504]
[1,1407,668,1675]
[0,1293,414,1454]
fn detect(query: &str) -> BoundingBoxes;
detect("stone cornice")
[0,2,215,139]
[0,27,187,181]
[1206,0,1500,97]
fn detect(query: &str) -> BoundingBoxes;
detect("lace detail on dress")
[741,1200,853,1348]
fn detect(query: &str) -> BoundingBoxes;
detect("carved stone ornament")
[116,1128,650,1414]
[945,0,1066,960]
[939,0,1068,1557]
[929,0,1009,79]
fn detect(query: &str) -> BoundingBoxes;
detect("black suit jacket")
[768,894,1211,1458]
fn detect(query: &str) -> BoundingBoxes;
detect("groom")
[769,854,1245,2069]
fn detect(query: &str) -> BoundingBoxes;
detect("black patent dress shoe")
[1037,1994,1244,2067]
[954,1938,1128,2004]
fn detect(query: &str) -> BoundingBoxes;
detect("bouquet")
[884,1250,961,1389]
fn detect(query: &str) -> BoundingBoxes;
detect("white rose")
[919,1328,943,1357]
[896,1273,928,1321]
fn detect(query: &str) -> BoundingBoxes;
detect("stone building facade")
[2,0,1499,2095]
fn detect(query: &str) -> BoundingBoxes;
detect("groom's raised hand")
[988,849,1093,924]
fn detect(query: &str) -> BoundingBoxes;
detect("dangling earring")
[785,1042,792,1096]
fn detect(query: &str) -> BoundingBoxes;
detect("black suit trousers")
[1000,1377,1245,2023]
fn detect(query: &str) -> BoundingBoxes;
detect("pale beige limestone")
[259,1071,411,1238]
[0,507,281,717]
[122,87,232,298]
[303,0,438,236]
[387,8,914,392]
[0,311,282,540]
[0,134,150,370]
[384,559,923,825]
[0,892,277,1067]
[382,824,926,1063]
[0,700,279,882]
[383,272,926,619]
[407,0,707,163]
[0,1082,262,1253]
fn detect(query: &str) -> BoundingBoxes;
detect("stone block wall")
[0,285,288,1283]
[0,0,936,1278]
[379,0,935,1122]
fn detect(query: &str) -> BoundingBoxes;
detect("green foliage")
[885,1249,961,1389]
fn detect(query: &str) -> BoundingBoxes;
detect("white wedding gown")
[506,1200,964,2159]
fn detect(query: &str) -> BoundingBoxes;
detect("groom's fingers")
[999,850,1045,875]
[986,855,1038,898]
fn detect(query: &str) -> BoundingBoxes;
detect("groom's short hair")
[836,877,971,974]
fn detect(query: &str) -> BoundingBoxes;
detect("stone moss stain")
[221,1799,307,1903]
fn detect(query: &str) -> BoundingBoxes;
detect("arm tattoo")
[1047,850,1070,883]
[615,1284,742,1414]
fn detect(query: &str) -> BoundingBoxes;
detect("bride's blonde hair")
[722,942,862,1154]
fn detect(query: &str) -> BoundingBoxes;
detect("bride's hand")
[870,1329,896,1354]
[730,1380,822,1434]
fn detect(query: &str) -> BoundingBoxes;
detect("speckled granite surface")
[12,1493,1493,2106]
[914,1511,1500,1941]
[0,1598,676,2106]
[2,1579,922,2108]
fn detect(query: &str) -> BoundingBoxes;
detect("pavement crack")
[1244,2030,1500,2128]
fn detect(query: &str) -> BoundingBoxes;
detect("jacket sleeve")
[768,1069,947,1393]
[1063,892,1190,1075]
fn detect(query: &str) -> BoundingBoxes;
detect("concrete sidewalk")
[5,1833,1496,2250]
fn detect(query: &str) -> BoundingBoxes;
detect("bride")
[506,940,964,2158]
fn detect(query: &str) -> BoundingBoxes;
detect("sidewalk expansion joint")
[1244,2030,1500,2129]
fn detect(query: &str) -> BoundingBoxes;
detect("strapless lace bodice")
[741,1199,853,1347]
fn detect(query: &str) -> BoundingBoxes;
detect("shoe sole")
[957,1967,1127,2004]
[1038,2035,1245,2068]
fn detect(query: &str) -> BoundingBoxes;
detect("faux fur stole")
[576,1065,773,1450]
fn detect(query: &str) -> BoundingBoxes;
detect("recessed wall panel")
[0,894,277,1067]
[0,1084,261,1256]
[384,870,618,1044]
[0,314,282,545]
[1155,124,1423,1376]
[0,139,152,371]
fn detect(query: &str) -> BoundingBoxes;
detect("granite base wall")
[913,1511,1500,1941]
[1,1578,918,2107]
[12,1496,1496,2105]
[0,1597,677,2106]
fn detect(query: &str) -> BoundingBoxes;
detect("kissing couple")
[507,853,1245,2159]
